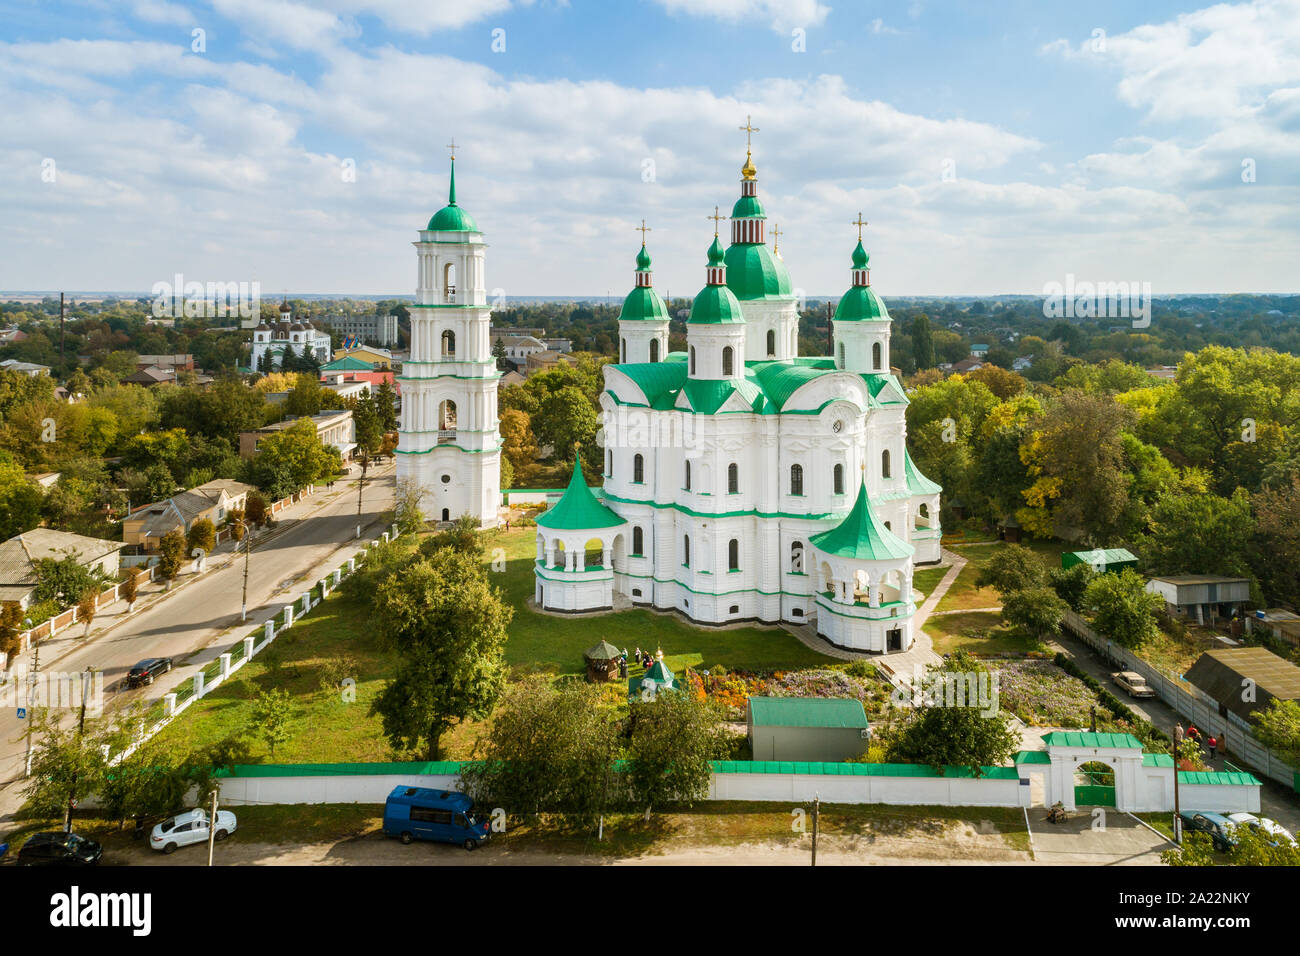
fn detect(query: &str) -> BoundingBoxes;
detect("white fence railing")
[1061,609,1298,789]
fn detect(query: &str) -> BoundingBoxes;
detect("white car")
[1226,812,1297,847]
[150,809,238,854]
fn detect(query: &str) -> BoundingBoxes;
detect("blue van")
[383,786,491,851]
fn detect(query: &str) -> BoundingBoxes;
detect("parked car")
[125,657,173,688]
[1226,812,1298,847]
[383,786,491,850]
[17,832,102,866]
[149,808,237,853]
[1111,671,1156,698]
[1178,811,1237,851]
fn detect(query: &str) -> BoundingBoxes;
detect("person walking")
[1208,735,1218,759]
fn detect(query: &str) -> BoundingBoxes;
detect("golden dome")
[741,150,757,181]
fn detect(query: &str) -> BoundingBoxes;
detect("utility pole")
[811,794,820,867]
[207,789,219,867]
[240,519,253,622]
[1173,722,1183,844]
[59,292,65,369]
[24,632,39,777]
[355,453,369,539]
[66,666,93,832]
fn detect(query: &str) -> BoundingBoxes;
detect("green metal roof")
[534,453,626,531]
[612,361,688,406]
[724,242,792,300]
[635,243,652,271]
[707,235,725,266]
[584,640,622,661]
[680,377,766,414]
[688,282,745,324]
[214,761,466,778]
[618,284,669,323]
[1178,770,1262,786]
[834,284,890,322]
[903,449,942,496]
[1143,753,1175,767]
[748,696,868,729]
[321,356,375,372]
[1013,750,1051,764]
[645,658,675,684]
[710,761,1019,779]
[731,194,766,219]
[425,159,479,232]
[1061,548,1139,570]
[809,480,914,562]
[1041,731,1143,750]
[749,362,834,411]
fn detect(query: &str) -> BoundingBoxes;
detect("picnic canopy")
[584,640,623,683]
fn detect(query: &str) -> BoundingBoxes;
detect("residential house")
[135,354,195,373]
[0,359,50,377]
[330,345,392,369]
[970,344,990,358]
[122,479,256,553]
[240,410,356,461]
[1146,575,1251,625]
[0,528,123,609]
[1184,647,1300,721]
[494,334,547,362]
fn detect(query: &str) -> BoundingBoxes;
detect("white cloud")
[651,0,829,33]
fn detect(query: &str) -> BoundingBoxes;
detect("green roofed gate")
[1073,761,1116,807]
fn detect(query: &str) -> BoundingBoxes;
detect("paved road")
[0,464,396,821]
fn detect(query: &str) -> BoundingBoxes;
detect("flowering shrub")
[997,660,1099,727]
[694,666,887,721]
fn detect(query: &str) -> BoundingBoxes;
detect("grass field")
[149,526,835,764]
[923,610,1048,657]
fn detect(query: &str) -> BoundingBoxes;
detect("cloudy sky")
[1,0,1298,297]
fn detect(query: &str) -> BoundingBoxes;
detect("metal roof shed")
[747,697,870,763]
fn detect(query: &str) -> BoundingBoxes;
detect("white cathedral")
[399,138,942,654]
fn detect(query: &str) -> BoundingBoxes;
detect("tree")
[1164,823,1300,866]
[419,513,484,559]
[0,453,44,540]
[369,549,510,760]
[121,571,139,612]
[461,677,617,824]
[245,491,269,526]
[1001,586,1067,641]
[1084,569,1163,648]
[1251,698,1300,766]
[1143,487,1255,578]
[1252,476,1300,605]
[975,544,1048,598]
[156,528,186,585]
[886,653,1019,775]
[33,551,110,607]
[284,373,326,417]
[625,690,725,817]
[393,479,425,536]
[244,418,339,499]
[1049,563,1096,611]
[23,706,109,826]
[0,599,24,659]
[499,408,539,476]
[77,588,98,637]
[372,381,399,432]
[186,517,216,555]
[910,314,935,369]
[534,384,598,460]
[250,687,293,759]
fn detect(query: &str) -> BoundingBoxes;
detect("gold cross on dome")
[739,115,760,149]
[636,219,651,243]
[446,138,457,160]
[771,223,782,253]
[707,205,727,236]
[853,212,868,241]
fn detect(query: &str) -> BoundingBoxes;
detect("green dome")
[425,158,478,232]
[707,235,725,266]
[635,244,652,271]
[427,204,479,232]
[619,285,669,323]
[731,194,766,219]
[724,243,792,300]
[851,240,869,269]
[834,285,890,322]
[688,284,745,325]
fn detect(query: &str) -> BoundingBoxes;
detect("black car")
[125,657,173,688]
[18,832,102,866]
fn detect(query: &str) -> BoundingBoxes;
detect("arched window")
[689,346,696,375]
[882,448,891,479]
[790,463,803,496]
[633,526,644,555]
[834,463,844,495]
[633,453,644,483]
[837,341,845,369]
[872,341,882,370]
[727,462,738,494]
[443,262,456,302]
[728,539,740,572]
[884,521,891,531]
[650,338,660,362]
[766,329,776,357]
[723,346,734,376]
[683,535,691,568]
[441,329,455,357]
[684,460,691,491]
[790,541,804,573]
[621,338,627,363]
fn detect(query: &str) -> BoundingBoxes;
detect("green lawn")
[912,564,949,600]
[923,610,1048,657]
[150,526,834,764]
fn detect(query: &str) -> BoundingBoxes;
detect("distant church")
[400,128,941,654]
